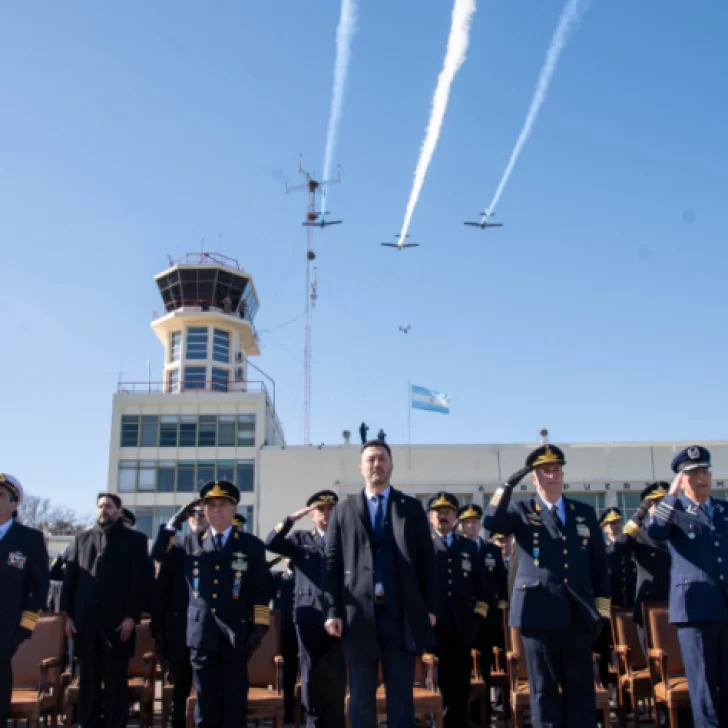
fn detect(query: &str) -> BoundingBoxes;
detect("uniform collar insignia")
[569,502,575,511]
[233,532,239,539]
[534,502,541,512]
[576,516,585,522]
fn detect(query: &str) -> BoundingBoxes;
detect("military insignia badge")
[485,556,496,569]
[462,558,472,572]
[576,516,585,523]
[7,552,26,569]
[577,524,590,538]
[232,559,248,571]
[688,446,700,459]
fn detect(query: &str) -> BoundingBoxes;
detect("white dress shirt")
[364,486,391,596]
[0,518,13,541]
[539,494,566,525]
[210,525,233,548]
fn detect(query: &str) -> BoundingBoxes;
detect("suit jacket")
[0,520,50,652]
[647,495,728,624]
[614,516,670,625]
[606,541,636,610]
[483,488,610,633]
[60,519,149,657]
[431,531,489,639]
[152,525,270,653]
[324,487,436,660]
[265,519,327,625]
[475,539,509,624]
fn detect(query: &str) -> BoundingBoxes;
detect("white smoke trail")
[485,0,591,220]
[321,0,358,216]
[399,0,476,242]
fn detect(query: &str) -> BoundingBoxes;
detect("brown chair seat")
[248,687,286,705]
[10,689,57,713]
[653,677,690,701]
[618,667,650,687]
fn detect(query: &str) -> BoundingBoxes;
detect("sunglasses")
[190,510,205,518]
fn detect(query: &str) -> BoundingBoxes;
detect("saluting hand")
[168,499,203,530]
[117,618,135,643]
[506,466,533,489]
[668,472,683,497]
[325,618,342,638]
[289,504,317,522]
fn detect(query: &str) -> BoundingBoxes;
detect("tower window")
[213,329,230,363]
[212,367,229,392]
[170,332,181,362]
[167,368,180,393]
[121,416,139,447]
[186,327,208,360]
[183,367,206,391]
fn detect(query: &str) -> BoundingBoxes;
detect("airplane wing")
[381,243,399,247]
[464,222,482,227]
[400,243,420,248]
[485,223,503,228]
[325,221,343,226]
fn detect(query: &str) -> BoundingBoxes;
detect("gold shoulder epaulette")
[20,610,41,631]
[623,520,640,538]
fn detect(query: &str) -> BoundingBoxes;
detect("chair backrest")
[12,613,66,686]
[509,627,528,681]
[128,620,156,679]
[248,610,281,688]
[649,607,684,677]
[641,601,667,652]
[612,609,646,671]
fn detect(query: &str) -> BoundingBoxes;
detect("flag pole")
[408,380,412,470]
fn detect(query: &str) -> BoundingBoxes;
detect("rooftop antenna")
[539,428,550,444]
[284,154,342,445]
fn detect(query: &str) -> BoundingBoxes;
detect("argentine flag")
[411,384,450,414]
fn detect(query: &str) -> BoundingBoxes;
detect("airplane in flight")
[302,212,343,228]
[464,211,503,230]
[381,234,420,250]
[399,325,411,334]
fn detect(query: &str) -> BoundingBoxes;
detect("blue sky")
[1,0,727,511]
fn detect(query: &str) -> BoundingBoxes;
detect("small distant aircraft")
[303,212,343,228]
[381,234,420,250]
[399,325,411,334]
[464,211,503,230]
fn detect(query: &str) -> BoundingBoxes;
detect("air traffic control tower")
[107,252,285,539]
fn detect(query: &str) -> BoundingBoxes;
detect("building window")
[197,461,215,489]
[170,332,181,362]
[217,460,236,483]
[179,417,197,447]
[121,416,139,447]
[236,461,255,493]
[184,367,207,391]
[218,416,236,447]
[134,507,154,539]
[198,416,216,447]
[159,416,179,447]
[138,461,157,492]
[186,327,208,360]
[140,416,159,447]
[619,492,642,520]
[237,414,256,447]
[167,369,180,393]
[213,329,230,363]
[239,505,254,534]
[177,461,196,492]
[118,461,137,492]
[157,462,176,492]
[212,368,229,392]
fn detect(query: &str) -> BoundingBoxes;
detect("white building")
[107,255,728,540]
[107,253,284,537]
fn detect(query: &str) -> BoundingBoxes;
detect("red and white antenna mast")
[285,154,341,445]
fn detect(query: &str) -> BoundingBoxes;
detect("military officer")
[483,444,610,728]
[595,507,636,689]
[647,446,728,728]
[233,513,246,529]
[0,473,50,727]
[265,490,345,728]
[269,557,297,724]
[612,482,670,654]
[152,503,208,728]
[458,503,508,719]
[152,480,270,728]
[428,493,489,728]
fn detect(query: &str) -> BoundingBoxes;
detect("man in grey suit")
[324,440,436,728]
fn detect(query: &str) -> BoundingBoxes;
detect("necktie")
[320,534,326,549]
[373,495,385,538]
[702,502,714,522]
[551,505,564,529]
[215,533,223,552]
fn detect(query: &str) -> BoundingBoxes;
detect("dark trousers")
[297,623,346,728]
[0,646,12,726]
[521,622,597,728]
[435,628,472,728]
[169,657,193,728]
[281,633,299,723]
[347,608,415,728]
[77,635,130,728]
[190,637,248,728]
[677,623,728,728]
[636,623,647,659]
[594,622,613,689]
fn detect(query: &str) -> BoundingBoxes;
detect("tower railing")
[117,379,269,395]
